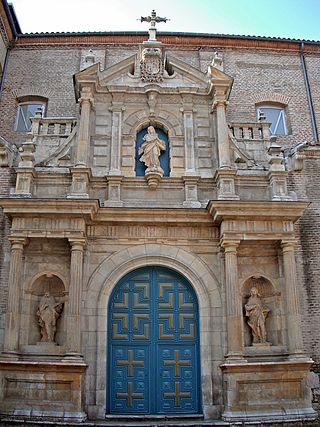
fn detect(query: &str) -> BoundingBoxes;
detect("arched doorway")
[108,266,201,414]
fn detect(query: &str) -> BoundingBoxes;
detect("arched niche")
[135,126,170,177]
[241,276,283,348]
[28,273,66,345]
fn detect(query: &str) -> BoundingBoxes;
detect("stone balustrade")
[31,116,77,137]
[229,122,270,142]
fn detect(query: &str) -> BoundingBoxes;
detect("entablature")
[207,200,308,242]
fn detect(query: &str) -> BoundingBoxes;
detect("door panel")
[108,267,200,414]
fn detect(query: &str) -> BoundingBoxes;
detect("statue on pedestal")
[139,126,166,171]
[37,292,64,343]
[245,287,270,345]
[138,126,166,188]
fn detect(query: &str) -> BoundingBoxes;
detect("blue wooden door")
[108,267,200,414]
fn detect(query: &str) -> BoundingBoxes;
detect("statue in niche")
[245,287,270,344]
[138,126,166,173]
[37,292,64,343]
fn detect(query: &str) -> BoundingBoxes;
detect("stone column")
[109,105,124,175]
[222,240,244,360]
[66,238,86,358]
[3,237,28,356]
[214,98,231,169]
[75,86,94,167]
[281,240,304,357]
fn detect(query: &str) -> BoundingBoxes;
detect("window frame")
[257,105,288,136]
[15,100,46,132]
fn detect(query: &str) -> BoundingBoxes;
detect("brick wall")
[0,46,81,145]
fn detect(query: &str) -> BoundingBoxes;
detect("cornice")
[0,198,99,219]
[14,33,320,54]
[207,200,309,224]
[0,198,213,226]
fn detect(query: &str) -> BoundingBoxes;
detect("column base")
[63,352,84,362]
[0,350,20,361]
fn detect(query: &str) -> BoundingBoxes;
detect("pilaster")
[75,86,94,167]
[109,103,125,175]
[181,99,196,176]
[213,97,231,169]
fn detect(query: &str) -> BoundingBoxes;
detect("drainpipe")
[300,42,319,144]
[0,47,10,102]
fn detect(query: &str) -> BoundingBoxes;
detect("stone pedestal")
[103,175,123,207]
[182,176,201,207]
[0,360,87,421]
[221,360,316,422]
[215,168,239,200]
[67,167,90,199]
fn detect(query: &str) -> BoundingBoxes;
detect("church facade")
[1,2,320,424]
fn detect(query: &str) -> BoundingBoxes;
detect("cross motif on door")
[164,382,191,407]
[116,382,144,407]
[117,349,144,376]
[164,349,191,376]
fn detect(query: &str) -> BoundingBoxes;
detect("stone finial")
[18,140,36,168]
[84,49,95,66]
[212,51,223,71]
[268,136,285,172]
[258,110,266,122]
[140,9,169,42]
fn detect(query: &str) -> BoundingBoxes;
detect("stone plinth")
[221,359,316,422]
[0,360,87,421]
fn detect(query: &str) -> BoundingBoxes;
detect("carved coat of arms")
[140,47,164,83]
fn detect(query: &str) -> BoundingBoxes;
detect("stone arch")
[84,244,222,418]
[241,275,284,347]
[11,86,55,100]
[123,109,183,137]
[253,92,291,107]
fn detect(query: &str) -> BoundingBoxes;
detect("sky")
[9,0,320,42]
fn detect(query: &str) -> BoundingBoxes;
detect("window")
[257,106,287,136]
[15,102,45,132]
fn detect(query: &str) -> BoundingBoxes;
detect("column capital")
[79,95,94,109]
[281,240,296,252]
[68,238,86,251]
[212,99,228,109]
[8,236,28,249]
[221,239,240,252]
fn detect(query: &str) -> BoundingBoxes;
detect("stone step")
[1,418,319,427]
[0,416,231,427]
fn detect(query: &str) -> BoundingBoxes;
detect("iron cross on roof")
[140,10,169,42]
